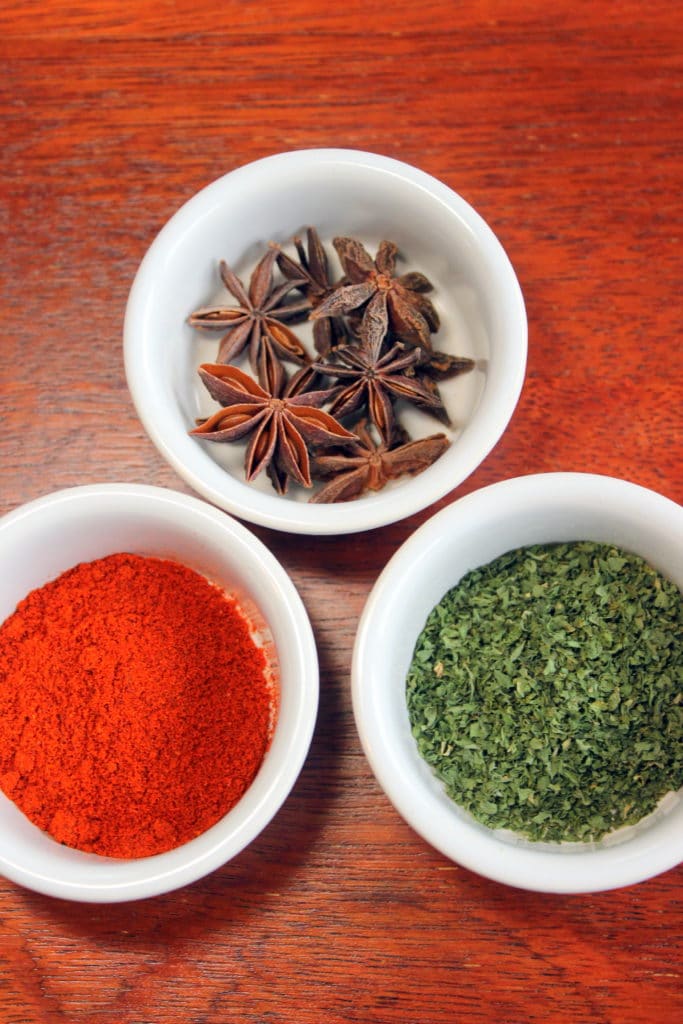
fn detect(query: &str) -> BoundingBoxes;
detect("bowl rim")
[351,472,683,893]
[0,483,319,902]
[123,147,527,535]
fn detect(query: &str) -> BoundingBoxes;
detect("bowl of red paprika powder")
[0,484,318,902]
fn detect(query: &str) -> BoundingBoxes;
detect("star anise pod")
[310,237,439,356]
[190,363,356,491]
[188,248,311,394]
[399,347,476,426]
[310,421,450,503]
[273,227,330,303]
[314,339,450,444]
[414,349,476,381]
[273,228,349,356]
[263,363,332,494]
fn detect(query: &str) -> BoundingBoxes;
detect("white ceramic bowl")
[352,473,683,893]
[0,484,318,902]
[124,148,527,534]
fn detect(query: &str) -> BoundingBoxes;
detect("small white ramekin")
[124,149,527,534]
[352,473,683,893]
[0,484,318,902]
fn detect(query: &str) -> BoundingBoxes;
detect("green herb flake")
[406,541,683,843]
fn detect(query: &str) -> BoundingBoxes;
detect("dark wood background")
[1,2,681,1021]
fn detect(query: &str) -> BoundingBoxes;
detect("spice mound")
[0,553,274,859]
[406,542,683,843]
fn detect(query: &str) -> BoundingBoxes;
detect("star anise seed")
[265,362,335,494]
[314,340,450,443]
[190,363,356,490]
[310,421,450,503]
[414,349,476,380]
[310,237,439,356]
[188,248,311,391]
[274,228,349,356]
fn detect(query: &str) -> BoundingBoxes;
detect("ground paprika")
[0,553,275,858]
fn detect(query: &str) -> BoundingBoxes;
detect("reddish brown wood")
[0,2,681,1022]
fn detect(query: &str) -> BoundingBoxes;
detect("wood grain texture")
[0,1,681,1021]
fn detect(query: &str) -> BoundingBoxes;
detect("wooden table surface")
[1,2,681,1021]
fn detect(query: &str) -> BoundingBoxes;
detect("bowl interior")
[353,474,683,892]
[0,485,318,901]
[125,150,526,533]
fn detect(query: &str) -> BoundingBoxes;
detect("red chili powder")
[0,553,274,859]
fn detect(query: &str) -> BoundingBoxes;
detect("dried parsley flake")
[406,541,683,842]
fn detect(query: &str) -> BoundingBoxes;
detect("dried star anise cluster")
[187,228,475,502]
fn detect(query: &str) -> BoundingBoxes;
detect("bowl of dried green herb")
[352,473,683,892]
[124,148,526,534]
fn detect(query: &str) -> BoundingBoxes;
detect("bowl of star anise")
[124,149,527,534]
